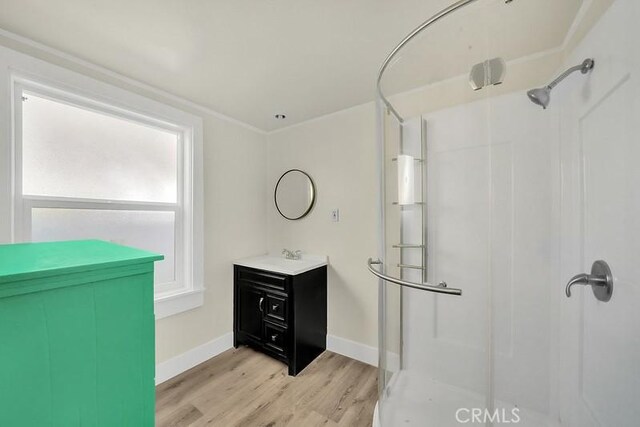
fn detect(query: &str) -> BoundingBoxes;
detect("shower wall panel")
[402,91,558,414]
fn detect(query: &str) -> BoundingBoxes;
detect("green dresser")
[0,240,162,426]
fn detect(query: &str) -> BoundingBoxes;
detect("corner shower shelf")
[393,244,425,249]
[391,157,424,163]
[392,201,424,206]
[397,264,426,270]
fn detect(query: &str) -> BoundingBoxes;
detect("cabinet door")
[237,282,264,342]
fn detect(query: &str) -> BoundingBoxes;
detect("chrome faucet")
[282,249,302,260]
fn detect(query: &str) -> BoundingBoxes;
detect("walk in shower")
[370,0,639,425]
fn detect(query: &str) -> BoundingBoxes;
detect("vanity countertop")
[233,254,328,276]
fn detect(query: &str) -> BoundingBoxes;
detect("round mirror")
[274,169,316,220]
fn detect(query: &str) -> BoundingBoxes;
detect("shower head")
[527,58,594,109]
[527,87,551,109]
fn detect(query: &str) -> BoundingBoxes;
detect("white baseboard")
[326,334,378,367]
[156,332,380,384]
[155,332,233,385]
[373,401,381,427]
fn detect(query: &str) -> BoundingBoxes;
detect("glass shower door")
[375,2,495,424]
[377,107,493,427]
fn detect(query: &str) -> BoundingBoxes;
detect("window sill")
[154,288,204,319]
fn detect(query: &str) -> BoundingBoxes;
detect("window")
[13,80,203,318]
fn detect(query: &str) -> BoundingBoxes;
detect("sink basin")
[234,254,327,276]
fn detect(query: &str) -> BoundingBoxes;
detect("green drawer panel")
[0,240,162,427]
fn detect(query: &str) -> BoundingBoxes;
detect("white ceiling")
[0,0,583,131]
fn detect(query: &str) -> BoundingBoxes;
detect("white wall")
[156,117,267,363]
[267,104,379,350]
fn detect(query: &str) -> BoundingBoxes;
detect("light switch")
[331,209,340,222]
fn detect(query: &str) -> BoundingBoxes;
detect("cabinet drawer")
[265,294,287,323]
[264,322,288,355]
[238,268,287,291]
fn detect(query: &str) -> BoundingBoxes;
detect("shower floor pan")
[379,371,557,427]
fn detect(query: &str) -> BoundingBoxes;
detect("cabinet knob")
[271,334,278,342]
[272,304,279,311]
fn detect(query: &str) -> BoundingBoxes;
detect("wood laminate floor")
[156,347,378,427]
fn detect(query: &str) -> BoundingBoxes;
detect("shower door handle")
[367,258,462,296]
[565,260,613,302]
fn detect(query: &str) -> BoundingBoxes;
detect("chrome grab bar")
[367,258,462,296]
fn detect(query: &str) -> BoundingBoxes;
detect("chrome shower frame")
[376,0,482,124]
[373,0,485,419]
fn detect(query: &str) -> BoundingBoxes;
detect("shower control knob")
[565,260,613,302]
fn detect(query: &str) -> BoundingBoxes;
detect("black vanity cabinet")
[233,264,327,376]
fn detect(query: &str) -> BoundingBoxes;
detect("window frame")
[11,76,204,318]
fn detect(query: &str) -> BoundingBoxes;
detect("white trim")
[155,332,233,385]
[372,402,381,427]
[326,334,378,367]
[156,334,381,384]
[154,289,204,320]
[0,27,266,135]
[562,0,595,50]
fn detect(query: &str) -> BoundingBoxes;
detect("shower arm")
[376,0,481,123]
[545,59,595,91]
